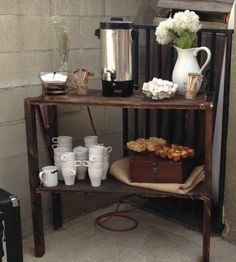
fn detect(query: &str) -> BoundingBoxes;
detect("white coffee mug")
[77,165,87,180]
[102,161,109,180]
[89,145,104,155]
[52,143,72,150]
[84,135,98,148]
[62,168,76,186]
[73,146,88,159]
[54,146,70,153]
[89,154,104,162]
[61,160,81,169]
[61,152,76,162]
[88,168,103,187]
[52,136,72,143]
[39,166,58,187]
[82,160,103,169]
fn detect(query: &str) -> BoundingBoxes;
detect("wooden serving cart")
[24,26,233,262]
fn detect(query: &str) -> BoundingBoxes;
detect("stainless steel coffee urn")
[95,18,137,97]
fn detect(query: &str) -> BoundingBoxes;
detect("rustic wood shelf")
[25,89,213,262]
[37,176,205,200]
[27,89,213,110]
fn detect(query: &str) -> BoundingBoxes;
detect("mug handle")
[39,171,47,185]
[61,155,67,161]
[52,137,58,143]
[82,160,89,167]
[70,169,76,177]
[52,144,58,149]
[193,46,211,75]
[75,160,82,167]
[106,147,112,153]
[89,156,95,162]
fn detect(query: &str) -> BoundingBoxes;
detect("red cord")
[95,195,145,232]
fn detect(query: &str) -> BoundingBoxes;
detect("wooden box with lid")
[129,153,193,183]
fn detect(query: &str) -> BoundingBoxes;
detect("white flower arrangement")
[53,17,70,71]
[155,10,201,49]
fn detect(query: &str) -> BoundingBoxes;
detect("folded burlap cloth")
[110,158,205,195]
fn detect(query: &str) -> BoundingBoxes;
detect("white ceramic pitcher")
[172,46,211,95]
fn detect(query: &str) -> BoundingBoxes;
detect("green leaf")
[174,31,193,49]
[168,28,179,41]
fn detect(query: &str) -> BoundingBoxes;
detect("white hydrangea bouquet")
[155,10,201,49]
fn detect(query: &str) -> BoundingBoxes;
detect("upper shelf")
[26,89,214,110]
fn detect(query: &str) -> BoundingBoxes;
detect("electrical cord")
[95,195,147,232]
[87,106,97,136]
[87,107,144,232]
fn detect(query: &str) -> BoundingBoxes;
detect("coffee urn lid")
[100,17,133,29]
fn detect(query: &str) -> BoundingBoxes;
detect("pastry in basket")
[154,143,195,161]
[149,137,167,146]
[127,137,167,153]
[127,140,146,152]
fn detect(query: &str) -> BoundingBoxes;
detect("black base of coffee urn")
[102,80,133,97]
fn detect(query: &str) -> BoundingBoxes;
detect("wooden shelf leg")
[52,193,62,229]
[24,100,45,257]
[203,198,211,262]
[202,105,213,262]
[37,105,62,230]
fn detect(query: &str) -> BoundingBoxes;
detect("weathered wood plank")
[26,89,213,110]
[158,0,233,13]
[37,176,205,200]
[153,17,227,29]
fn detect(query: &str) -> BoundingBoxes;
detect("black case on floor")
[0,188,23,262]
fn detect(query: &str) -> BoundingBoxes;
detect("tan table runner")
[110,158,205,195]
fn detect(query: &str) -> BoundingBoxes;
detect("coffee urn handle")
[131,29,139,40]
[95,28,100,39]
[106,70,116,82]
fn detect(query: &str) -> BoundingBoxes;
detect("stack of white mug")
[73,146,88,180]
[60,152,81,186]
[52,136,72,151]
[83,136,112,187]
[50,135,112,187]
[52,136,73,181]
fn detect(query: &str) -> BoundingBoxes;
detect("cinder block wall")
[0,0,144,235]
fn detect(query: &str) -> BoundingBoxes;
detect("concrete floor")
[21,204,236,262]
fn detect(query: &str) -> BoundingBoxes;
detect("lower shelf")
[37,176,205,200]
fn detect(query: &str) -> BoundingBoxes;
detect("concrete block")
[80,17,101,49]
[104,107,123,134]
[0,51,51,88]
[22,51,52,85]
[0,87,25,123]
[23,16,80,51]
[51,0,104,16]
[0,1,20,14]
[51,49,100,78]
[22,16,54,51]
[0,155,29,193]
[0,0,50,15]
[99,132,123,161]
[24,84,42,98]
[105,0,142,17]
[0,121,27,159]
[58,107,105,140]
[0,16,22,52]
[19,0,50,15]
